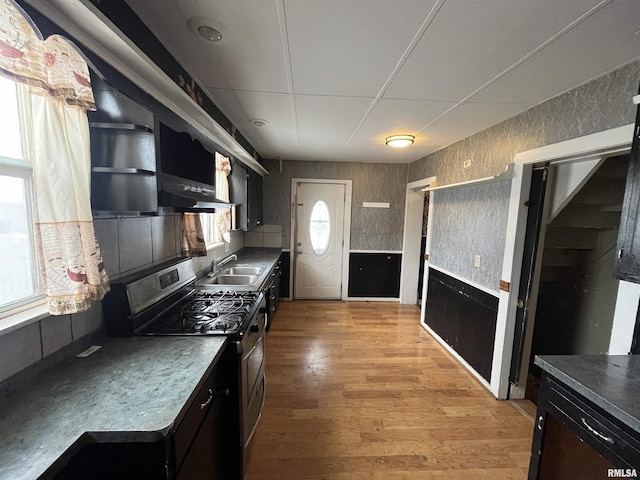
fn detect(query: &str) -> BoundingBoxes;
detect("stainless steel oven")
[238,301,266,466]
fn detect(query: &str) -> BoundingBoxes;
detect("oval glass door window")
[309,200,331,255]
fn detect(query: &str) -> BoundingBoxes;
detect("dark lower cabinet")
[177,386,226,480]
[423,268,497,382]
[263,260,282,331]
[51,348,239,480]
[529,372,640,479]
[348,253,401,297]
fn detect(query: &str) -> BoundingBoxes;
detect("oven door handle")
[242,338,262,361]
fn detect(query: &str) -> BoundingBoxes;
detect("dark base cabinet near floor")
[529,356,640,480]
[52,347,240,480]
[263,260,282,331]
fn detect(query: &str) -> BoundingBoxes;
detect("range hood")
[158,173,231,211]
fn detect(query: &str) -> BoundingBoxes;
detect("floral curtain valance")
[0,0,95,110]
[0,0,108,315]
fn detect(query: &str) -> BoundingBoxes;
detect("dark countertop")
[535,355,640,434]
[0,336,227,480]
[196,247,282,292]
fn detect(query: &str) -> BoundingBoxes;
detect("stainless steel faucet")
[209,253,237,276]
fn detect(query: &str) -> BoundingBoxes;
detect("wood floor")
[245,301,534,479]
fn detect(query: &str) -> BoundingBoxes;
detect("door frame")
[400,176,437,304]
[290,178,352,300]
[495,124,634,400]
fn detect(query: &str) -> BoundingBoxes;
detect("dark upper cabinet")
[88,75,158,215]
[613,86,640,283]
[229,160,263,231]
[247,168,263,229]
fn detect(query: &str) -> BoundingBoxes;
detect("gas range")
[138,290,262,336]
[102,257,263,338]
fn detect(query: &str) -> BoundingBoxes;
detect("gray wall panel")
[263,160,407,251]
[430,180,511,291]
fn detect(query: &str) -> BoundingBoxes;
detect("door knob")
[296,250,303,254]
[297,242,302,246]
[516,299,524,309]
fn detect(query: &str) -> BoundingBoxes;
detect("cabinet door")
[177,388,227,480]
[529,374,640,479]
[247,169,263,230]
[614,87,640,282]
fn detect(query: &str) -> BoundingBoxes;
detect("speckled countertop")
[535,355,640,434]
[0,336,227,480]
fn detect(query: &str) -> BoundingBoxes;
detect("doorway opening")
[400,176,436,305]
[513,154,630,404]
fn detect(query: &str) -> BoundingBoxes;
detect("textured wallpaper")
[262,160,407,251]
[410,59,639,291]
[409,60,640,185]
[429,180,511,291]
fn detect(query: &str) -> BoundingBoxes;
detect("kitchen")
[1,0,640,478]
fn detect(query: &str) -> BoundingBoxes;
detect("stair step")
[545,227,598,250]
[542,248,583,267]
[550,203,621,229]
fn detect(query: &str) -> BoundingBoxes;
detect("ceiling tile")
[385,0,603,102]
[294,95,374,160]
[421,102,532,147]
[208,89,297,157]
[284,0,438,97]
[471,0,640,104]
[126,0,290,93]
[352,98,456,144]
[340,140,442,164]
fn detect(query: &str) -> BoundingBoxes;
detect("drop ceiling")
[125,0,640,164]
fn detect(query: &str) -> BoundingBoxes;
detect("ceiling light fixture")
[197,25,222,42]
[251,119,270,127]
[385,134,415,148]
[187,17,230,45]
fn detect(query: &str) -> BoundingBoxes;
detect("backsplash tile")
[71,305,103,341]
[40,315,73,357]
[118,217,153,273]
[0,323,42,382]
[151,215,177,262]
[93,218,119,276]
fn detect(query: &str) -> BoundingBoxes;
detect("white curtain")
[215,152,231,243]
[0,1,109,314]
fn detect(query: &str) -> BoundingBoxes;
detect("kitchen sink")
[221,266,264,276]
[206,274,259,286]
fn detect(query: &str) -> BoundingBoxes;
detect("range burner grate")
[148,290,260,335]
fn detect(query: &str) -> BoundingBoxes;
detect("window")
[199,212,222,246]
[0,76,40,313]
[309,200,331,255]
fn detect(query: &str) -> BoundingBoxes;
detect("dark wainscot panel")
[424,268,498,382]
[348,253,402,298]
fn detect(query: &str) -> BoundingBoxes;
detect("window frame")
[0,159,43,317]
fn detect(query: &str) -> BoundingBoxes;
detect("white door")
[294,182,346,299]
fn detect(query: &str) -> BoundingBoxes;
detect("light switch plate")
[474,255,481,268]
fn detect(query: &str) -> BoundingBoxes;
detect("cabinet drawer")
[174,365,221,469]
[544,376,640,468]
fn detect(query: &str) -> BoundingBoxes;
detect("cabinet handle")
[200,388,213,410]
[537,415,544,430]
[581,417,614,444]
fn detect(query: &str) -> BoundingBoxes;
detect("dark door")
[509,166,548,386]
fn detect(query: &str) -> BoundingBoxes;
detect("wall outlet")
[463,159,472,168]
[474,254,481,268]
